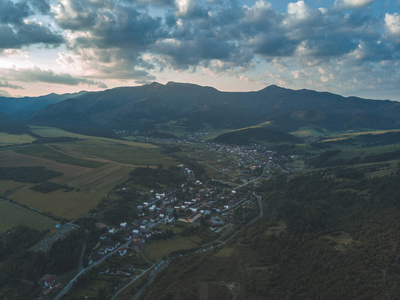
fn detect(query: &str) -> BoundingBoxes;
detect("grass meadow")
[144,236,202,260]
[0,132,36,146]
[0,200,56,233]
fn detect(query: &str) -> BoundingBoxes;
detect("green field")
[0,132,36,146]
[0,200,56,233]
[57,139,177,167]
[13,144,105,168]
[144,236,201,260]
[0,126,178,220]
[30,126,158,148]
[334,144,400,160]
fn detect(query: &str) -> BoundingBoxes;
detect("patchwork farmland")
[0,127,178,220]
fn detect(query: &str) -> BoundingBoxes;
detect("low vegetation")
[214,127,302,145]
[0,202,56,234]
[128,166,187,188]
[0,166,62,183]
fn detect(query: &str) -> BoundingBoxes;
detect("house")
[43,289,53,295]
[119,248,127,256]
[123,232,132,240]
[166,216,175,223]
[43,275,56,287]
[188,212,202,223]
[98,248,107,255]
[133,237,141,245]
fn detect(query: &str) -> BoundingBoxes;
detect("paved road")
[111,262,159,300]
[234,165,268,191]
[53,241,129,300]
[111,192,264,300]
[277,163,289,173]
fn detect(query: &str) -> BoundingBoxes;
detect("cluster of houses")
[86,165,252,267]
[38,274,63,296]
[209,143,275,172]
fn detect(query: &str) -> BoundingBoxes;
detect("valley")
[1,84,400,299]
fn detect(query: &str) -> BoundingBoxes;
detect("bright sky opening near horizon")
[0,0,399,100]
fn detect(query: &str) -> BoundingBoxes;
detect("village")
[39,141,285,298]
[86,164,253,268]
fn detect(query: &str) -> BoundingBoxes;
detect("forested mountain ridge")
[20,82,400,133]
[0,91,87,119]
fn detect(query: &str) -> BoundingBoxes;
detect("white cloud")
[385,13,400,36]
[176,0,190,16]
[334,0,374,9]
[287,1,311,21]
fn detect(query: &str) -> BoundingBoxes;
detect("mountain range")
[0,91,87,120]
[1,82,400,135]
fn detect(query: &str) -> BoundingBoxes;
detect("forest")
[128,166,187,188]
[0,167,62,183]
[142,166,400,299]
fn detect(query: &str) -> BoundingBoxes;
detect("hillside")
[0,112,12,124]
[0,91,86,119]
[141,169,400,299]
[214,127,302,145]
[25,82,400,134]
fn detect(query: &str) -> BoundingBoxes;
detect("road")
[110,262,159,300]
[122,192,265,299]
[53,241,129,300]
[277,163,289,173]
[57,162,266,300]
[234,165,268,191]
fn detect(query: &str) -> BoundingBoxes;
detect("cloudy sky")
[0,0,400,100]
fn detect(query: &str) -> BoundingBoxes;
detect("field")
[330,129,400,138]
[334,144,400,161]
[0,127,178,220]
[14,144,105,168]
[30,125,158,148]
[0,132,36,146]
[291,127,329,137]
[144,236,201,260]
[54,139,176,167]
[0,200,56,233]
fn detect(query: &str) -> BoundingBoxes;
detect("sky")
[0,0,400,100]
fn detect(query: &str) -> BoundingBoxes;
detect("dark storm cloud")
[0,81,23,89]
[0,0,51,24]
[56,0,165,49]
[0,0,31,25]
[155,38,241,69]
[54,0,101,31]
[4,67,107,88]
[29,0,51,15]
[50,0,400,81]
[251,34,299,57]
[0,23,63,49]
[0,0,62,49]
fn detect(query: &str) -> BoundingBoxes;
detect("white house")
[119,248,127,256]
